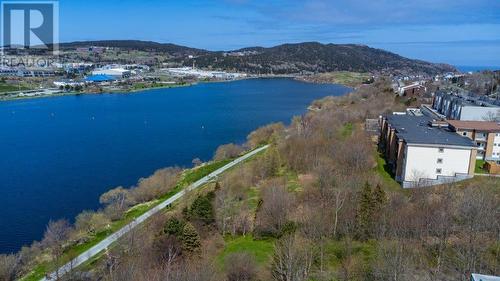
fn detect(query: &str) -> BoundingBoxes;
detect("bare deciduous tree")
[132,167,181,202]
[271,234,313,281]
[0,254,18,281]
[42,219,72,279]
[247,122,285,148]
[214,143,245,161]
[225,253,258,281]
[100,186,133,220]
[372,240,411,281]
[255,181,293,237]
[75,210,111,237]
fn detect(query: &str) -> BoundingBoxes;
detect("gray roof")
[387,114,476,147]
[435,91,500,107]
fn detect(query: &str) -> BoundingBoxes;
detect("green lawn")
[284,170,302,192]
[375,153,401,191]
[181,159,232,186]
[475,159,488,174]
[246,187,260,211]
[340,123,353,139]
[0,83,29,92]
[324,239,377,270]
[310,71,372,87]
[217,235,275,267]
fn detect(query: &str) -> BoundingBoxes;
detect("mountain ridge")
[59,40,456,74]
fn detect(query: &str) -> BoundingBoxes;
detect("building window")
[436,168,442,174]
[462,132,467,136]
[437,158,443,164]
[438,148,444,153]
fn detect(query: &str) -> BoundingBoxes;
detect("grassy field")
[182,159,231,185]
[0,83,29,92]
[375,153,401,192]
[323,239,377,271]
[21,158,234,281]
[246,187,260,211]
[217,235,275,267]
[301,71,372,87]
[475,159,488,174]
[340,123,354,139]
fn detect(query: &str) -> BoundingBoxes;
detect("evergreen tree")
[189,194,215,224]
[164,217,185,237]
[356,182,374,240]
[372,184,387,213]
[372,184,387,238]
[181,222,201,253]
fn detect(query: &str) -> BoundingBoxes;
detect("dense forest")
[1,79,498,281]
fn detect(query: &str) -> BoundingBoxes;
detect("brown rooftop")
[447,120,500,132]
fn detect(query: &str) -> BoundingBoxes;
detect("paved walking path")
[42,145,269,280]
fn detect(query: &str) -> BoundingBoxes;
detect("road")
[41,145,269,280]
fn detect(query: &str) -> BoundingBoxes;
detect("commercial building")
[163,67,246,80]
[53,79,85,87]
[91,68,131,79]
[432,91,500,121]
[380,113,477,188]
[85,74,116,83]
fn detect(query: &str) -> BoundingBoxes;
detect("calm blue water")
[0,78,351,253]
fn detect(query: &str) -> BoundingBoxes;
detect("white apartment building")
[380,114,477,188]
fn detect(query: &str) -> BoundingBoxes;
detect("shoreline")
[0,74,356,103]
[0,82,197,102]
[0,75,303,102]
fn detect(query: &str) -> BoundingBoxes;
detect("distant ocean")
[456,65,500,72]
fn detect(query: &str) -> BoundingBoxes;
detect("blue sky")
[59,0,500,67]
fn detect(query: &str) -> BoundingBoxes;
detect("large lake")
[0,78,351,253]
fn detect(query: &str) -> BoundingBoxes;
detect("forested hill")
[60,40,455,75]
[59,40,209,56]
[188,42,455,75]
